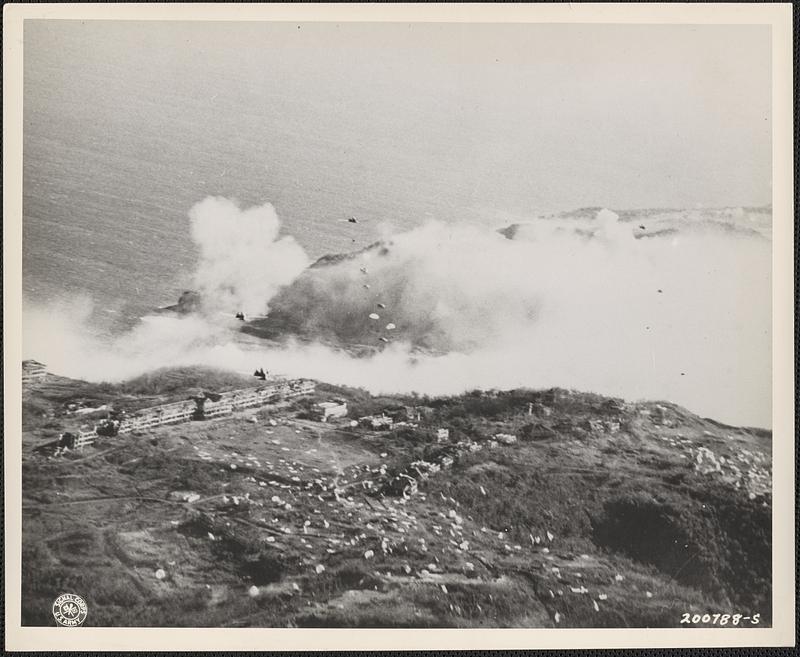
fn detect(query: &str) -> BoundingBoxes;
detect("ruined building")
[22,360,48,386]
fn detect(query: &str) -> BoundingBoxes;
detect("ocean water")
[22,21,771,325]
[21,21,773,427]
[22,22,545,330]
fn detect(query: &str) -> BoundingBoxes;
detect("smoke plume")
[189,196,309,315]
[22,199,772,428]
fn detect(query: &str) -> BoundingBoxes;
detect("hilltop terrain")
[21,367,771,628]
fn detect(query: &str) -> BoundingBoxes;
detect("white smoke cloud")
[22,295,240,381]
[256,209,771,427]
[189,196,309,315]
[22,201,772,429]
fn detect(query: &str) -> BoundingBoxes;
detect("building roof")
[317,401,346,409]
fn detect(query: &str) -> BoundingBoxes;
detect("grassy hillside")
[21,369,771,627]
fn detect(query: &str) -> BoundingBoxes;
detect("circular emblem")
[52,593,88,627]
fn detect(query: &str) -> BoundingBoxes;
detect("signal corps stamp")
[52,593,88,627]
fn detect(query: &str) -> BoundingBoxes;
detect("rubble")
[168,491,201,503]
[22,377,772,629]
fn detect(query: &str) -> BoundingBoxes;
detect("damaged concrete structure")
[359,414,394,430]
[57,377,316,451]
[22,360,48,386]
[315,401,348,422]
